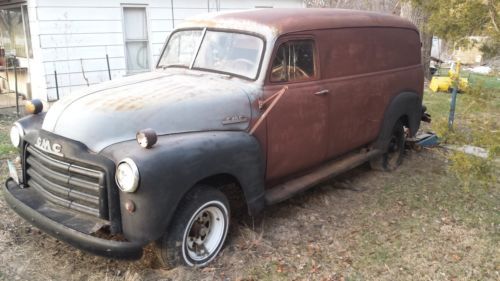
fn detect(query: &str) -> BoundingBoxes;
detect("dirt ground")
[0,115,498,281]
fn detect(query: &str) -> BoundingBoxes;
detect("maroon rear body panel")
[317,27,423,158]
[250,10,423,185]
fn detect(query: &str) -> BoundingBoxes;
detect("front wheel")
[370,119,405,171]
[155,185,230,268]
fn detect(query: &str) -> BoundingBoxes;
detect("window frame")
[121,5,151,74]
[267,35,320,85]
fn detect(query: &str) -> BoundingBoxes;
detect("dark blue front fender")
[101,131,265,242]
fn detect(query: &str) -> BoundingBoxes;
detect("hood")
[42,71,258,152]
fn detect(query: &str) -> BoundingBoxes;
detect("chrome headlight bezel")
[10,122,24,148]
[115,158,140,193]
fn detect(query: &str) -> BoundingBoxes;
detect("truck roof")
[180,8,419,38]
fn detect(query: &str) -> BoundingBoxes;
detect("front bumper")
[3,178,144,259]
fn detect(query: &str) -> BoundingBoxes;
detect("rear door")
[263,37,328,182]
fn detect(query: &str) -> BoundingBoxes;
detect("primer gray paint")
[42,70,259,152]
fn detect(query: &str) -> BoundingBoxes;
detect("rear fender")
[374,91,422,150]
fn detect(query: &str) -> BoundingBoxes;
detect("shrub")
[430,81,499,190]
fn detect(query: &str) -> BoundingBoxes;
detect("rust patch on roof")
[180,8,418,39]
[180,16,279,39]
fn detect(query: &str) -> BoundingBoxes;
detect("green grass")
[424,84,500,118]
[423,72,499,191]
[464,71,500,89]
[0,131,16,157]
[423,78,500,151]
[0,119,17,159]
[434,68,500,90]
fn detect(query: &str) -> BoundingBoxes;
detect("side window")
[270,40,315,82]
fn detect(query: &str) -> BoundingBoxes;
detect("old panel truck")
[4,9,424,268]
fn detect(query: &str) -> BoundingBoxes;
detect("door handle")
[313,89,329,96]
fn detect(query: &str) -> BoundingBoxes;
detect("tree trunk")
[400,2,433,80]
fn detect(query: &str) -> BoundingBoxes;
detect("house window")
[123,7,150,73]
[270,40,316,82]
[0,6,33,58]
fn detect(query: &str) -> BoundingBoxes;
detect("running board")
[265,149,382,205]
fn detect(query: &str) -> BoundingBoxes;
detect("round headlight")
[115,158,140,193]
[10,123,24,148]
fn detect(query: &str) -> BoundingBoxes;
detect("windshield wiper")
[161,65,189,70]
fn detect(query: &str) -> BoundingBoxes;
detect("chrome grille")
[25,145,105,217]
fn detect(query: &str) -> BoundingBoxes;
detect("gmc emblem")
[35,137,63,157]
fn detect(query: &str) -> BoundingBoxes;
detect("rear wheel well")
[399,114,409,127]
[398,114,414,137]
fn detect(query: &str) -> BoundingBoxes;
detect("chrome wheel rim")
[183,202,227,263]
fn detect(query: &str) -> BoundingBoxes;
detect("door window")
[270,40,315,82]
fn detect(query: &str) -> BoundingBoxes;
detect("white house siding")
[27,0,304,100]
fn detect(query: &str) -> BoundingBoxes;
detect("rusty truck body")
[4,9,424,268]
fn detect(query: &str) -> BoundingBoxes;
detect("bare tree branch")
[488,0,499,32]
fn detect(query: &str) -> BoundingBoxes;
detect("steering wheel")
[293,66,310,79]
[271,65,310,81]
[231,58,254,71]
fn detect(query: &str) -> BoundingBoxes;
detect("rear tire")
[370,119,405,171]
[155,185,230,269]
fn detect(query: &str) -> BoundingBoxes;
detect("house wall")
[28,0,304,100]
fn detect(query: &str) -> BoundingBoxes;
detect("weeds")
[465,81,495,102]
[425,78,500,190]
[448,151,497,190]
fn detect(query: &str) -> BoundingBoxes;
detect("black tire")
[370,119,405,171]
[155,185,230,269]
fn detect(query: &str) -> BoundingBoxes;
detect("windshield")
[158,29,264,79]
